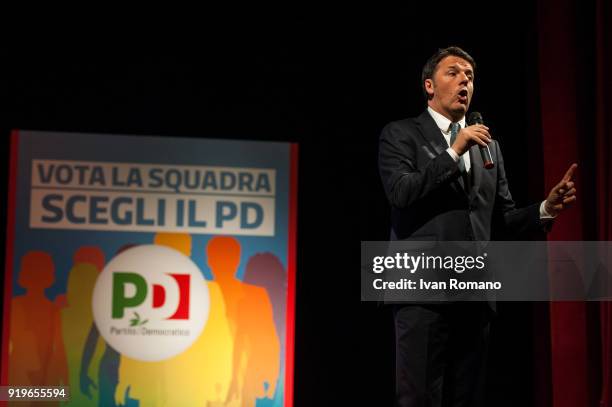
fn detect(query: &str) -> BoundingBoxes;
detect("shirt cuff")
[446,147,460,162]
[539,200,556,219]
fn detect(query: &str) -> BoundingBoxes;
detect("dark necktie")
[449,122,465,173]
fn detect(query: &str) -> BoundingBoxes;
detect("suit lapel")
[416,110,449,156]
[416,110,467,194]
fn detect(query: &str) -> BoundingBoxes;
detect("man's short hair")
[421,46,476,100]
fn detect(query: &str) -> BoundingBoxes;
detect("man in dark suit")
[378,46,577,407]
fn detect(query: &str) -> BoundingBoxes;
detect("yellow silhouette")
[62,246,106,406]
[9,251,68,406]
[115,232,233,407]
[154,232,191,257]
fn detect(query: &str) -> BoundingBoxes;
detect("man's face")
[425,55,474,121]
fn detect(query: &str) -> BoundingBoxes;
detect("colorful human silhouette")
[73,246,105,272]
[206,237,280,406]
[80,323,122,407]
[60,246,106,407]
[206,236,244,336]
[80,245,137,407]
[114,233,233,407]
[9,251,68,406]
[242,253,287,355]
[78,243,139,407]
[154,232,190,257]
[242,253,287,407]
[226,281,279,405]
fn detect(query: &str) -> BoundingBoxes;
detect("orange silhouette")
[73,246,105,272]
[9,251,68,405]
[227,282,280,405]
[206,236,243,336]
[207,237,280,406]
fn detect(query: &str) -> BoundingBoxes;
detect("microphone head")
[468,111,483,125]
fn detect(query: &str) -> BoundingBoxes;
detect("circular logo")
[92,244,209,361]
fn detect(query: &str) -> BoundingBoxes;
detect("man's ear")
[424,79,435,98]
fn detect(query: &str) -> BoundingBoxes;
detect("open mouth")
[457,89,468,104]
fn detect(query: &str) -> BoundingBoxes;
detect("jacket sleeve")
[378,120,460,209]
[492,140,552,237]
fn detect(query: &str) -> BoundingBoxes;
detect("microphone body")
[468,112,494,169]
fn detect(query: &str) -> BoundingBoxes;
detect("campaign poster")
[2,130,297,407]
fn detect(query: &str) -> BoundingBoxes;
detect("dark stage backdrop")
[358,1,611,407]
[1,2,611,406]
[538,0,612,406]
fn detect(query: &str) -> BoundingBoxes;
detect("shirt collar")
[427,106,466,133]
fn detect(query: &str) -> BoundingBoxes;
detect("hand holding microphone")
[450,112,495,169]
[468,112,494,169]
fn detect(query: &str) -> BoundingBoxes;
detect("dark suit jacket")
[379,110,545,242]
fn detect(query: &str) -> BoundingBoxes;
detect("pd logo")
[112,272,191,320]
[93,245,209,361]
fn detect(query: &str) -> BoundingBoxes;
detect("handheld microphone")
[468,112,494,169]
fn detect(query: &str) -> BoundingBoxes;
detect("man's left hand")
[545,163,578,217]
